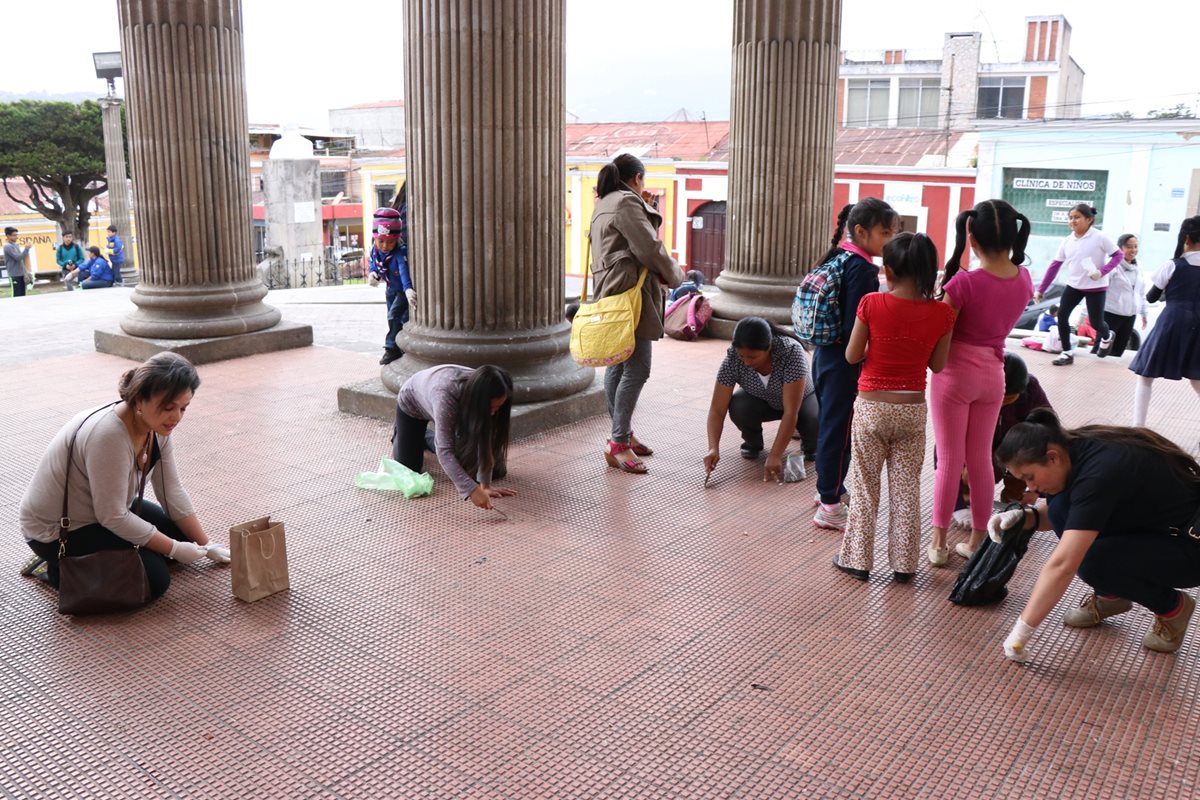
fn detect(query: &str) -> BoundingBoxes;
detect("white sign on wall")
[293,201,316,223]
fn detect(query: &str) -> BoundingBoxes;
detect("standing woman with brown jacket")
[588,154,685,473]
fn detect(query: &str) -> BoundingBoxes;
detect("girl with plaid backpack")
[810,198,897,533]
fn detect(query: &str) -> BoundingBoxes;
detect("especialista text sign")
[1002,168,1108,237]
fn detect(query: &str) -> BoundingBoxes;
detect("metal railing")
[255,247,369,289]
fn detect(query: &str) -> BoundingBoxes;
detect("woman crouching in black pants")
[990,409,1200,662]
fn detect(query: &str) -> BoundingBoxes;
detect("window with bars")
[977,77,1026,119]
[846,79,890,127]
[898,78,940,128]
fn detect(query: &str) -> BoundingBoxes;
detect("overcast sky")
[2,0,1196,127]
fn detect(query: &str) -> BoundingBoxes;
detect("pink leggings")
[930,342,1005,530]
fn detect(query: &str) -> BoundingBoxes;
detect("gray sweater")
[19,405,195,545]
[3,241,30,279]
[396,365,488,499]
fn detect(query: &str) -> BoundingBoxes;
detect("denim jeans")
[385,287,410,349]
[604,337,653,444]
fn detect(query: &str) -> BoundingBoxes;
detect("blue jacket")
[669,281,702,302]
[80,256,113,283]
[105,234,125,265]
[56,242,84,269]
[370,245,412,293]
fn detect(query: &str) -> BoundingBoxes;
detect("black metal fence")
[255,247,368,290]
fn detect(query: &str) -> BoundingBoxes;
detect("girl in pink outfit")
[928,200,1034,565]
[1034,203,1124,365]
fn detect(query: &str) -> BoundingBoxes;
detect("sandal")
[628,434,654,457]
[604,440,648,474]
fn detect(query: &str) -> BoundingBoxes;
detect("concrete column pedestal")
[341,0,603,433]
[709,0,843,330]
[96,0,311,363]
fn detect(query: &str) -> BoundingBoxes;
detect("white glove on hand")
[205,544,231,564]
[987,508,1026,543]
[367,273,380,287]
[169,540,207,564]
[1003,617,1036,662]
[405,288,417,308]
[1089,269,1102,280]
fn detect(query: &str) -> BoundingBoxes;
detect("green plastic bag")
[354,457,434,498]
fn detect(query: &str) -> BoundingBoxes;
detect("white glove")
[169,540,207,564]
[987,508,1026,543]
[405,288,417,308]
[1003,617,1036,662]
[205,544,231,564]
[1088,269,1102,280]
[367,272,380,287]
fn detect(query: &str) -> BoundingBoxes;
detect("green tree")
[0,100,110,244]
[1148,103,1197,119]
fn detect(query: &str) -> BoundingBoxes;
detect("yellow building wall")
[0,210,137,278]
[357,159,681,280]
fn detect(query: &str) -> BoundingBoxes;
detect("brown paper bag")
[229,516,289,603]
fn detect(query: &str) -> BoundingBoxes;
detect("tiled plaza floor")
[1,288,1198,798]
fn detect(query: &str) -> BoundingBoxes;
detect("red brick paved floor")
[2,328,1199,798]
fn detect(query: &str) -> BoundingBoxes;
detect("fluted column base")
[381,324,594,404]
[709,271,799,328]
[120,279,282,339]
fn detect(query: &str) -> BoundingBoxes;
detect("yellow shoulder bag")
[570,239,646,367]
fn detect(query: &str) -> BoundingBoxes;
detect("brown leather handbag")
[57,404,152,615]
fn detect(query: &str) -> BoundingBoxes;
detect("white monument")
[262,127,326,287]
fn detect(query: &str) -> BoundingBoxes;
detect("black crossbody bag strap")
[58,402,120,558]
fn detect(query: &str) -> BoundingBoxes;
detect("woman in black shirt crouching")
[991,409,1200,662]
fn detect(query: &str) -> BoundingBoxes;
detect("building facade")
[837,15,1083,130]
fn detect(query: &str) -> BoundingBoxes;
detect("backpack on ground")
[664,291,712,341]
[792,250,853,346]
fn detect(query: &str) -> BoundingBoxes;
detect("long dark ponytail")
[596,154,645,199]
[819,198,897,264]
[454,365,514,480]
[1174,216,1200,259]
[942,199,1031,294]
[996,408,1200,487]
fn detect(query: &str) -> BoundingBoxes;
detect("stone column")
[107,0,294,347]
[381,0,592,403]
[710,0,843,326]
[99,95,136,285]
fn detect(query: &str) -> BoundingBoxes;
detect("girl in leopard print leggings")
[833,233,956,583]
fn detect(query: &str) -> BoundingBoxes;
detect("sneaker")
[1063,593,1134,628]
[813,502,848,532]
[927,545,949,567]
[1052,353,1074,366]
[740,443,762,459]
[812,491,850,508]
[955,542,977,560]
[1097,331,1115,358]
[379,347,403,365]
[1143,593,1196,653]
[19,555,46,577]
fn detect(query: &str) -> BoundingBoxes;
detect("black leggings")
[391,406,431,473]
[1058,286,1110,352]
[390,406,506,480]
[1076,532,1200,615]
[1090,312,1136,357]
[26,501,188,601]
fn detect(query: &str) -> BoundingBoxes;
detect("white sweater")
[1104,261,1148,318]
[19,405,195,545]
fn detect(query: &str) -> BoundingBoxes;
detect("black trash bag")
[949,503,1036,606]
